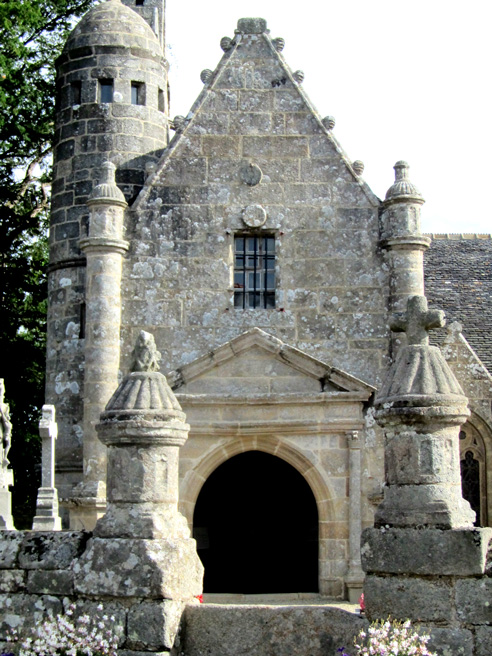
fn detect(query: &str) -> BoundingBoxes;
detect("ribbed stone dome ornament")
[272,37,285,51]
[385,160,424,202]
[200,69,213,84]
[322,116,336,130]
[172,115,186,132]
[352,160,364,176]
[220,36,233,51]
[293,70,304,83]
[100,331,187,440]
[87,162,126,206]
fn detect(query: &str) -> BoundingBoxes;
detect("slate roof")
[424,235,492,372]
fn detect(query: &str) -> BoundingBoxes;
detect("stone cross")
[390,295,445,346]
[32,405,62,530]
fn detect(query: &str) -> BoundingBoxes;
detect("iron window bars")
[234,235,275,309]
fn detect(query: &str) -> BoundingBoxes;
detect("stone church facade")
[45,0,492,600]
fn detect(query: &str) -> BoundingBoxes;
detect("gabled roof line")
[133,23,381,210]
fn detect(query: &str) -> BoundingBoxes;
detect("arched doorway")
[193,451,319,593]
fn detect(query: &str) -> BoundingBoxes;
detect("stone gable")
[122,21,389,387]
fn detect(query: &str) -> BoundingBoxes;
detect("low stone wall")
[0,530,197,656]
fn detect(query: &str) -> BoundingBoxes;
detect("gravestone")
[32,405,62,530]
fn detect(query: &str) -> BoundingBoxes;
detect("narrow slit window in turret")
[131,82,145,105]
[70,81,81,105]
[234,235,275,309]
[99,79,113,103]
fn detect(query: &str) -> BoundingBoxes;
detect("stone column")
[73,331,203,654]
[379,162,430,352]
[345,430,364,603]
[70,162,129,530]
[32,405,62,530]
[361,295,492,654]
[0,379,14,530]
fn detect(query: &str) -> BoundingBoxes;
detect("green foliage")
[0,0,94,527]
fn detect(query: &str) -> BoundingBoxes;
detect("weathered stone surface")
[0,569,25,592]
[425,627,474,656]
[0,593,62,637]
[474,626,492,656]
[73,537,202,599]
[182,604,367,656]
[0,532,22,568]
[455,578,492,624]
[27,569,74,595]
[18,531,89,569]
[127,600,183,650]
[364,575,453,622]
[361,526,492,576]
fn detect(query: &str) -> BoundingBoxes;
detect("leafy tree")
[0,0,94,527]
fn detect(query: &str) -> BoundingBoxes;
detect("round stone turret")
[46,0,169,513]
[51,0,169,264]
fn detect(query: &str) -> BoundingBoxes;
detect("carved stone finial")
[172,115,186,132]
[131,330,161,372]
[200,69,213,84]
[352,160,364,176]
[293,70,304,83]
[87,161,126,206]
[220,36,232,52]
[385,160,424,203]
[322,116,336,130]
[272,37,285,51]
[390,295,445,347]
[236,18,267,34]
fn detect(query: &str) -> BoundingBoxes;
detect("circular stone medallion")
[243,204,267,228]
[240,162,263,186]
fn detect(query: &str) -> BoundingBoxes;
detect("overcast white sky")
[166,0,492,234]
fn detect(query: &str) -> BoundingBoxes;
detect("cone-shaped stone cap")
[385,161,424,203]
[97,332,188,446]
[376,296,469,415]
[65,0,161,57]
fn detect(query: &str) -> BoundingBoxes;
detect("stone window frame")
[459,424,487,526]
[99,79,114,104]
[233,231,276,310]
[131,81,145,106]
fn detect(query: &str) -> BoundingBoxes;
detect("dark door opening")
[193,450,318,593]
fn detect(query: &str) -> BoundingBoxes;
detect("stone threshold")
[202,593,359,612]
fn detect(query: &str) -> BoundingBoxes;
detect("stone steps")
[181,601,366,656]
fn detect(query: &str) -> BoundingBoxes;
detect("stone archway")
[193,451,318,593]
[179,435,336,595]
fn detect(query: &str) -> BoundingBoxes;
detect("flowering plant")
[338,619,436,656]
[3,603,121,656]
